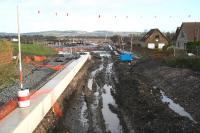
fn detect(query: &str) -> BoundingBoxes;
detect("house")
[11,38,18,42]
[141,29,169,49]
[175,22,200,49]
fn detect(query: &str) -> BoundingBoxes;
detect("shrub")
[0,40,12,52]
[164,57,200,71]
[186,41,200,55]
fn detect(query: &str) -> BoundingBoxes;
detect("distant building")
[141,29,169,49]
[11,38,18,42]
[175,22,200,49]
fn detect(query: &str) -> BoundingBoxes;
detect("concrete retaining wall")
[0,53,90,133]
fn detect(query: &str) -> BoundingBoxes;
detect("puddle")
[89,58,123,132]
[91,83,101,109]
[100,52,111,58]
[101,62,123,133]
[102,84,123,133]
[94,83,100,97]
[106,63,113,74]
[87,79,93,91]
[80,92,88,126]
[160,91,197,123]
[92,51,111,58]
[87,63,103,90]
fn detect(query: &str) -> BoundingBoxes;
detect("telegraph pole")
[130,34,133,52]
[17,5,23,90]
[17,5,30,108]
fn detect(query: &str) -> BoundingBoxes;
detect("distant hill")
[0,32,16,36]
[0,31,142,37]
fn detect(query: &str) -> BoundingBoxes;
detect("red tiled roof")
[141,28,168,42]
[181,22,200,42]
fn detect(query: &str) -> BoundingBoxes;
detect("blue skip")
[120,52,134,62]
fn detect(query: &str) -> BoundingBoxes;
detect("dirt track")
[34,57,128,133]
[51,57,127,133]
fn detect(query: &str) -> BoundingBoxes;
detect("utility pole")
[121,36,124,51]
[17,5,30,108]
[105,32,108,43]
[17,5,23,90]
[130,34,133,52]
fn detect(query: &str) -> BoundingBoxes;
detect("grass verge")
[0,63,18,91]
[12,43,56,56]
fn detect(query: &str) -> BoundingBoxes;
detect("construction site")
[0,0,200,133]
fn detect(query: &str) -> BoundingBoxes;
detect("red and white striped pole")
[17,5,30,108]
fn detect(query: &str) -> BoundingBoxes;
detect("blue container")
[120,53,134,62]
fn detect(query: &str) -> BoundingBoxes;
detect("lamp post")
[17,5,30,108]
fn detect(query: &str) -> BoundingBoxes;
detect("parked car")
[73,53,80,59]
[55,54,66,62]
[55,52,81,62]
[79,52,87,55]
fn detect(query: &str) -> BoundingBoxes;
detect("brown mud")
[113,59,200,133]
[34,53,200,133]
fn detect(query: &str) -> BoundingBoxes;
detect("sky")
[0,0,199,33]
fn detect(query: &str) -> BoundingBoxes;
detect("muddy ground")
[34,57,128,133]
[34,58,92,133]
[131,59,200,123]
[114,59,200,133]
[34,53,200,133]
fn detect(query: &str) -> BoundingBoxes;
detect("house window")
[178,42,180,48]
[155,35,159,42]
[155,35,159,39]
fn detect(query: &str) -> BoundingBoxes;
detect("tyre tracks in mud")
[84,57,129,133]
[35,55,200,133]
[34,57,131,133]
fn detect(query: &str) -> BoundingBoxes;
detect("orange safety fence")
[31,62,64,71]
[0,88,63,121]
[0,58,67,120]
[33,56,47,62]
[53,102,63,117]
[0,100,18,120]
[24,56,32,64]
[24,56,64,71]
[49,65,64,71]
[24,56,47,63]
